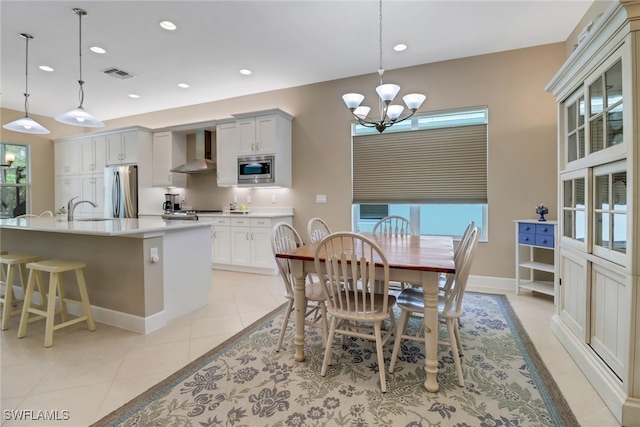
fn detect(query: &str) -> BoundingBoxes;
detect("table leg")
[422,271,440,392]
[290,260,306,362]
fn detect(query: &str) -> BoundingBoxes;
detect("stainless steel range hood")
[171,129,216,174]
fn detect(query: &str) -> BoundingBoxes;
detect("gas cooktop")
[161,209,223,221]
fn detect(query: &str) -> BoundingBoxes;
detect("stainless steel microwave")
[237,155,274,185]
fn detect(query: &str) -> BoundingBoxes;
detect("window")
[0,143,30,218]
[351,108,488,239]
[359,204,388,220]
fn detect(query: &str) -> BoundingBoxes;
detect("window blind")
[352,124,487,204]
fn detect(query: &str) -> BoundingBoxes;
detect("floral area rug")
[93,292,578,426]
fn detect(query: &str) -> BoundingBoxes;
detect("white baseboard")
[466,275,515,294]
[8,284,166,334]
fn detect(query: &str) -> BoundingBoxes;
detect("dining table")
[275,232,455,392]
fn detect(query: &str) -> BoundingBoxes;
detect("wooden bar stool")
[0,253,46,330]
[17,259,96,347]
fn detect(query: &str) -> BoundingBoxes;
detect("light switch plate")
[316,194,327,203]
[271,195,277,203]
[247,195,252,204]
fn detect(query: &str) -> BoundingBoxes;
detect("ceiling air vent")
[102,68,136,80]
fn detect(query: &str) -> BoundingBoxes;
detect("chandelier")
[342,0,425,133]
[55,8,104,128]
[2,33,50,135]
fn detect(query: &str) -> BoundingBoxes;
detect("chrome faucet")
[67,196,98,221]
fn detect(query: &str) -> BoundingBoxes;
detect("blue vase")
[537,209,548,222]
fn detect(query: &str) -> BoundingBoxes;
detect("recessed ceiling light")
[128,93,140,99]
[160,20,176,31]
[239,69,252,76]
[39,65,54,72]
[90,46,106,54]
[178,83,189,88]
[394,43,408,52]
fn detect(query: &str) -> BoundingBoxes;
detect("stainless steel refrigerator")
[104,165,138,218]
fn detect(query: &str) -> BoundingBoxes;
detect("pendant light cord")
[74,8,86,108]
[378,0,384,84]
[22,33,32,117]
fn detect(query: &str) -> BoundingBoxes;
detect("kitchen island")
[0,217,212,333]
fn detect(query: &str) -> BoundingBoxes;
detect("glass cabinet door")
[565,90,586,163]
[593,160,627,265]
[589,60,623,154]
[561,171,587,250]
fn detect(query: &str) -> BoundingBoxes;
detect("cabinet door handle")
[213,231,217,239]
[246,232,249,240]
[250,232,254,240]
[256,142,259,151]
[251,143,255,152]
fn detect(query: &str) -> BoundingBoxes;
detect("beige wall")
[2,42,568,279]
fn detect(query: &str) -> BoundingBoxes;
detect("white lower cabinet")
[207,215,292,274]
[212,220,232,265]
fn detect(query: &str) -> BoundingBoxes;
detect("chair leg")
[321,317,338,377]
[1,265,17,331]
[446,319,464,387]
[276,300,294,352]
[74,268,95,331]
[389,310,410,373]
[453,318,463,356]
[374,321,387,392]
[320,303,328,345]
[44,273,60,348]
[17,269,38,339]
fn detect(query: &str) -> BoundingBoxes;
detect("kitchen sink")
[76,218,114,222]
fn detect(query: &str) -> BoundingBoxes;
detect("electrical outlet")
[247,195,252,204]
[149,247,160,263]
[233,195,238,203]
[271,195,277,203]
[316,194,327,204]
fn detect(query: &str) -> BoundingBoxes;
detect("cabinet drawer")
[518,233,535,245]
[535,235,554,248]
[212,217,230,226]
[250,218,271,228]
[518,223,535,234]
[231,217,251,227]
[536,224,554,236]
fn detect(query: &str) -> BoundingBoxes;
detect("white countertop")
[0,217,212,237]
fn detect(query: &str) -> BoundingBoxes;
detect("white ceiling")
[1,0,594,122]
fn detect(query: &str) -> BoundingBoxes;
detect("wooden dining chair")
[307,217,331,244]
[389,226,480,387]
[314,232,397,392]
[373,215,415,236]
[271,222,328,351]
[373,215,416,290]
[440,220,475,294]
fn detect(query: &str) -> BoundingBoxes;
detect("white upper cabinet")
[234,110,292,156]
[80,135,107,175]
[107,130,138,165]
[152,131,187,187]
[54,139,81,176]
[237,116,277,155]
[216,121,238,186]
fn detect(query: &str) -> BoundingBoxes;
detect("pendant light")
[2,33,50,135]
[55,8,104,127]
[342,0,425,133]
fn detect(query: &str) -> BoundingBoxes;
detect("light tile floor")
[0,270,621,426]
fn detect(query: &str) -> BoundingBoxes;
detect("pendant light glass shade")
[55,8,104,128]
[3,116,50,134]
[2,33,50,135]
[56,106,104,127]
